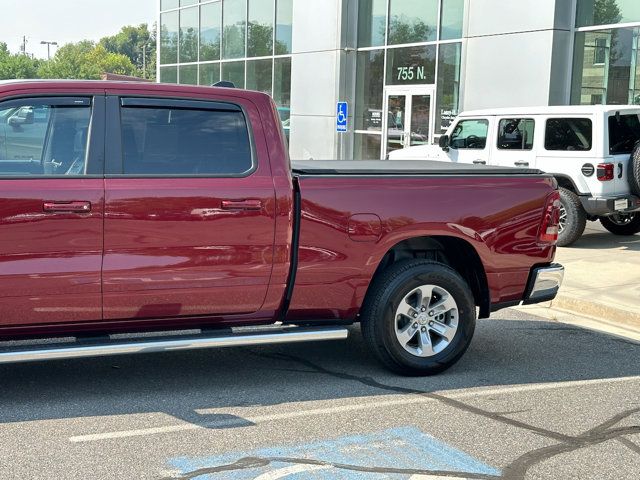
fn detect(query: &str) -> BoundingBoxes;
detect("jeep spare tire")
[629,142,640,196]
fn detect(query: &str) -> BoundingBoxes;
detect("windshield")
[608,113,640,155]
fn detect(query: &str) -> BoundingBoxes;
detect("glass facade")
[572,3,640,105]
[356,0,464,159]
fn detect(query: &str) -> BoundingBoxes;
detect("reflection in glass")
[576,0,640,27]
[355,50,384,131]
[161,0,178,11]
[410,95,430,146]
[354,133,382,160]
[223,0,246,59]
[571,28,640,105]
[386,95,406,155]
[200,2,222,61]
[160,66,178,84]
[436,43,461,133]
[440,0,465,40]
[276,0,293,54]
[248,0,274,57]
[179,64,198,85]
[199,63,220,85]
[358,0,386,48]
[388,0,438,45]
[221,61,245,88]
[179,7,199,63]
[180,0,197,6]
[160,11,179,65]
[247,59,273,94]
[386,45,436,85]
[274,57,292,107]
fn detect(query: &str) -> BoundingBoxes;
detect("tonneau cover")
[292,160,543,176]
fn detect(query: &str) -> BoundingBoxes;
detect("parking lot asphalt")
[0,309,638,480]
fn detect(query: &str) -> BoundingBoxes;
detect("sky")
[0,0,156,59]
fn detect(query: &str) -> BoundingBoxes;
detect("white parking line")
[68,375,640,443]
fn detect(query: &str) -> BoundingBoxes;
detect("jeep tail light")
[597,163,614,181]
[539,192,561,244]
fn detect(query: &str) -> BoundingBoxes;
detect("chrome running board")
[0,326,349,364]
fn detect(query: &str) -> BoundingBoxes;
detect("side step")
[0,326,349,365]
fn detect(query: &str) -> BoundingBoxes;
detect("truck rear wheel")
[600,214,640,236]
[558,187,587,247]
[361,260,476,376]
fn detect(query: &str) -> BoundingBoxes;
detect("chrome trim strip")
[0,327,349,364]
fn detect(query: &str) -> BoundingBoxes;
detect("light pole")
[40,41,58,60]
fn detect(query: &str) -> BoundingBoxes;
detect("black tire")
[600,214,640,236]
[361,260,476,376]
[558,187,587,247]
[629,143,640,196]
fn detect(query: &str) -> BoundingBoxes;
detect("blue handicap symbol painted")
[168,426,501,479]
[337,102,348,133]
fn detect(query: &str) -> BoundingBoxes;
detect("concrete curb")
[550,294,640,330]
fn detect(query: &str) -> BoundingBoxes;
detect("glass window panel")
[180,7,199,63]
[180,0,197,6]
[608,114,640,154]
[358,0,386,48]
[545,118,593,151]
[386,45,436,85]
[161,0,178,11]
[275,0,293,54]
[179,64,198,84]
[354,133,382,160]
[571,28,639,105]
[497,119,535,150]
[450,119,489,149]
[248,0,274,57]
[246,59,273,94]
[386,95,406,155]
[160,65,178,83]
[576,0,640,27]
[355,49,384,131]
[199,62,220,85]
[121,107,252,176]
[440,0,465,40]
[388,0,438,45]
[274,57,292,107]
[160,11,179,65]
[200,2,222,61]
[223,0,247,59]
[221,61,245,88]
[410,94,431,146]
[436,42,461,134]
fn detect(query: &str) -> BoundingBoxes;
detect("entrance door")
[383,87,435,158]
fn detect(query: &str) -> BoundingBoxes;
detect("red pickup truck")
[0,80,563,375]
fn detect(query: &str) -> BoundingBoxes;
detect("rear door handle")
[221,199,262,211]
[514,161,530,167]
[43,201,92,213]
[473,160,487,165]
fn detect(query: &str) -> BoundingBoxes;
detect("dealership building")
[157,0,640,160]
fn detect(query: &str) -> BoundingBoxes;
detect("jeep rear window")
[608,114,640,155]
[544,118,592,151]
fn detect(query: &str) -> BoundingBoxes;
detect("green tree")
[38,41,136,79]
[594,0,622,25]
[0,43,41,80]
[99,24,157,80]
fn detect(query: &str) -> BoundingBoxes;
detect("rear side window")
[0,100,91,176]
[449,119,489,150]
[545,118,592,151]
[121,106,253,176]
[608,114,640,155]
[497,118,535,150]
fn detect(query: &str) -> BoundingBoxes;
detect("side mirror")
[438,134,450,151]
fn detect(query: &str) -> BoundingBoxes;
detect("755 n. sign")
[396,66,427,82]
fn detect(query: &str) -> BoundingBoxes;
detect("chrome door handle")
[43,201,91,213]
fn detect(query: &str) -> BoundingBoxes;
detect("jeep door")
[446,117,493,165]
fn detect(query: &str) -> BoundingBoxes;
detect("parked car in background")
[389,106,640,247]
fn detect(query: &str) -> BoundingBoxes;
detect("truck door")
[102,95,276,321]
[446,117,492,165]
[491,117,537,168]
[0,96,104,326]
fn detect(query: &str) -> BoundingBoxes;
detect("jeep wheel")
[629,143,640,196]
[557,187,587,247]
[600,214,640,236]
[361,260,476,376]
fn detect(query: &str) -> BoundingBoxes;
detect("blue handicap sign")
[168,426,501,479]
[337,101,348,133]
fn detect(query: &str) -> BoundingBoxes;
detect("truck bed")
[292,160,543,176]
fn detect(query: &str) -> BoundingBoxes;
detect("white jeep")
[388,106,640,246]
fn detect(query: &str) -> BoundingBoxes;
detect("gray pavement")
[0,309,638,479]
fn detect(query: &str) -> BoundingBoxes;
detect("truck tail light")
[597,163,614,181]
[539,192,561,244]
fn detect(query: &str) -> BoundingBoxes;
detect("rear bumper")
[580,195,640,216]
[522,264,565,305]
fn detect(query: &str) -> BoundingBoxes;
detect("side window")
[0,100,91,176]
[608,114,640,155]
[449,119,489,150]
[545,118,592,151]
[497,118,535,150]
[120,105,253,176]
